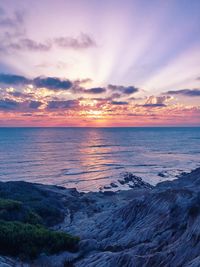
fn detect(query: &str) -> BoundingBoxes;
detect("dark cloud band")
[33,77,72,90]
[166,89,200,97]
[86,87,106,94]
[47,100,79,109]
[0,74,30,85]
[108,84,139,95]
[0,73,72,91]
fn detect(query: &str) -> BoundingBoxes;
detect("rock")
[110,183,118,188]
[158,171,167,177]
[123,173,134,182]
[103,186,111,190]
[2,168,200,267]
[120,173,153,189]
[0,257,13,267]
[72,168,200,267]
[0,256,29,267]
[79,239,99,254]
[34,252,79,267]
[118,180,125,185]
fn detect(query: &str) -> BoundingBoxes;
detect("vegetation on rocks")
[0,181,66,226]
[0,198,22,210]
[0,220,79,259]
[0,197,42,225]
[0,183,80,260]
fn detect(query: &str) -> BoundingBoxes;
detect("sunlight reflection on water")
[0,127,200,191]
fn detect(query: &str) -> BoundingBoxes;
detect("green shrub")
[0,220,79,259]
[24,211,43,225]
[0,181,66,226]
[0,198,42,225]
[32,203,64,226]
[0,198,22,211]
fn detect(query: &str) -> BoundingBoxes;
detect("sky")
[0,0,200,127]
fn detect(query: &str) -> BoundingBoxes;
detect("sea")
[0,127,200,191]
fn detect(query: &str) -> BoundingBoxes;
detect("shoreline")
[2,163,200,194]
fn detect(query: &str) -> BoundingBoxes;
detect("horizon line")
[0,126,200,128]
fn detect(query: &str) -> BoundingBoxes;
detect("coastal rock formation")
[65,168,200,267]
[100,172,153,191]
[1,168,200,266]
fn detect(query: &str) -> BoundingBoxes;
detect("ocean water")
[0,127,200,191]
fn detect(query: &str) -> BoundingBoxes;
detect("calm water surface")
[0,127,200,191]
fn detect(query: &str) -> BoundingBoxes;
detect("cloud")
[142,96,173,107]
[143,103,166,107]
[54,33,96,50]
[0,9,95,53]
[71,86,107,94]
[166,89,200,97]
[0,98,43,111]
[29,101,42,109]
[8,91,32,98]
[0,29,96,53]
[0,73,73,90]
[4,34,96,52]
[8,38,52,52]
[47,100,79,109]
[108,84,139,95]
[73,78,92,86]
[0,9,24,29]
[0,99,19,110]
[33,77,72,90]
[85,87,106,94]
[123,86,138,94]
[111,101,128,105]
[21,113,32,117]
[110,93,122,99]
[0,73,30,85]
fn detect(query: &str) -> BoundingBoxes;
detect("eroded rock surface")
[1,168,200,266]
[66,168,200,267]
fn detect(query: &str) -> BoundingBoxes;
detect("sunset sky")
[0,0,200,126]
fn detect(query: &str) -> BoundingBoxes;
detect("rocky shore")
[1,168,200,266]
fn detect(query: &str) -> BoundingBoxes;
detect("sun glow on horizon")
[0,0,200,126]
